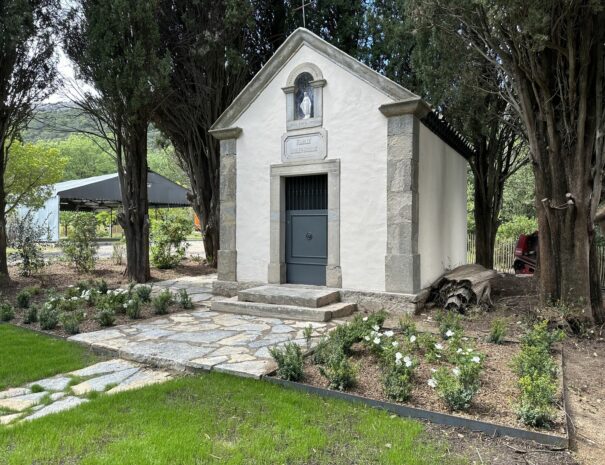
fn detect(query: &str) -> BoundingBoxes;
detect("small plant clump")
[487,318,508,344]
[39,305,59,330]
[382,351,416,402]
[23,304,39,324]
[512,320,564,427]
[135,285,153,303]
[16,289,32,309]
[96,308,116,327]
[177,289,194,309]
[269,342,304,381]
[59,212,99,272]
[152,290,173,315]
[435,310,463,340]
[124,297,141,319]
[0,303,15,322]
[60,310,85,335]
[431,350,483,411]
[318,349,356,391]
[303,325,313,348]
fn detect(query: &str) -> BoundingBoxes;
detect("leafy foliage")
[60,310,84,335]
[135,285,153,303]
[60,213,98,272]
[39,305,59,330]
[16,289,31,308]
[0,303,15,322]
[269,342,304,382]
[7,211,48,276]
[487,318,507,344]
[152,289,172,315]
[176,289,193,310]
[150,213,192,269]
[23,304,39,324]
[96,308,115,327]
[318,349,356,391]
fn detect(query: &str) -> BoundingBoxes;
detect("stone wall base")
[212,279,421,314]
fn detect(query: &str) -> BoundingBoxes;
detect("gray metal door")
[285,175,327,285]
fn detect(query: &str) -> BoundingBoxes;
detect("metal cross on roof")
[294,0,312,28]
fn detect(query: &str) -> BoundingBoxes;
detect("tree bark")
[117,123,151,283]
[0,144,9,284]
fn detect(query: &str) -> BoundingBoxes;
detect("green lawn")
[0,324,100,390]
[0,372,466,465]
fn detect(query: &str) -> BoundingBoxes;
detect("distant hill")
[23,102,188,187]
[24,102,162,147]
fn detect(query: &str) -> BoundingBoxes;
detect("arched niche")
[282,62,326,131]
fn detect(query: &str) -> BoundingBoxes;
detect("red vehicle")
[514,232,538,275]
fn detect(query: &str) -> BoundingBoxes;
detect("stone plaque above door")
[281,129,327,162]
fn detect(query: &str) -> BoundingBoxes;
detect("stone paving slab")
[69,308,339,378]
[0,359,174,426]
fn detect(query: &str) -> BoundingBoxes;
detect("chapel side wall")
[232,44,391,292]
[418,123,467,288]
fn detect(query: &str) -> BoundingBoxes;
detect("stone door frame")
[268,159,341,288]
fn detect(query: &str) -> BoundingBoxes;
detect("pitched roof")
[211,28,420,131]
[211,28,475,161]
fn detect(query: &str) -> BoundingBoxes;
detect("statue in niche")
[294,72,314,120]
[300,92,312,119]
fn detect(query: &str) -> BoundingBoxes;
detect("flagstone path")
[69,308,337,378]
[1,274,341,426]
[0,359,172,426]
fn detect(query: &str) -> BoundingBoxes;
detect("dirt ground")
[1,258,216,337]
[420,275,605,465]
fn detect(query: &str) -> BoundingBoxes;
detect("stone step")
[212,299,355,322]
[238,285,341,308]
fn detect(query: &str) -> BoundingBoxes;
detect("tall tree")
[409,10,528,269]
[367,0,527,269]
[0,0,58,283]
[154,0,253,267]
[415,0,605,322]
[64,0,170,282]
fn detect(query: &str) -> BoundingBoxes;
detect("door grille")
[285,175,327,210]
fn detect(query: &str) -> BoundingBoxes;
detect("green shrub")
[97,279,108,295]
[150,214,192,269]
[382,352,416,402]
[111,241,125,265]
[152,289,173,315]
[0,303,15,322]
[512,320,563,427]
[96,289,129,314]
[487,318,507,344]
[521,320,564,351]
[24,286,41,296]
[39,305,59,330]
[135,285,153,303]
[435,310,463,340]
[398,314,417,338]
[96,308,116,327]
[59,212,99,272]
[177,289,193,309]
[23,304,39,324]
[516,373,558,427]
[16,289,32,309]
[6,212,47,277]
[60,310,85,335]
[512,344,557,379]
[303,325,313,348]
[124,297,141,319]
[269,342,304,381]
[318,350,356,391]
[432,351,483,411]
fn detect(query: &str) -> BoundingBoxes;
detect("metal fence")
[467,235,605,285]
[466,235,516,273]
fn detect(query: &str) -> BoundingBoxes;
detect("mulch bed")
[297,336,567,437]
[2,259,216,338]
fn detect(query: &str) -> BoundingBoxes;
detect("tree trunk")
[473,178,498,269]
[117,124,150,283]
[0,144,9,285]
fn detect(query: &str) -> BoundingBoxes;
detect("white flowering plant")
[383,351,417,402]
[431,349,484,411]
[435,309,463,340]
